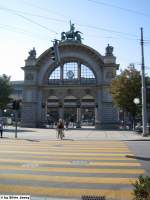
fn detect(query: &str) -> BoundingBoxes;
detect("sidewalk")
[2,126,150,141]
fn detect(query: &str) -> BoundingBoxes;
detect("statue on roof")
[105,44,114,56]
[70,22,75,32]
[61,21,82,43]
[28,47,36,59]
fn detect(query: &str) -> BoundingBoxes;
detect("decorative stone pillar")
[76,100,81,128]
[60,64,63,82]
[59,101,64,119]
[78,62,81,83]
[21,48,38,127]
[41,101,47,124]
[95,103,99,124]
[36,89,43,127]
[95,88,102,129]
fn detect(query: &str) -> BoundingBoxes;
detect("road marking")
[0,158,141,166]
[0,150,133,156]
[0,140,144,200]
[0,165,144,174]
[0,145,129,149]
[0,147,131,152]
[0,140,127,143]
[0,173,137,184]
[0,184,133,199]
[0,141,128,148]
[0,155,135,161]
[0,144,128,148]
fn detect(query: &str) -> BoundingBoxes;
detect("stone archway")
[21,39,119,129]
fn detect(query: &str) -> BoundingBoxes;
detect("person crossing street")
[56,119,65,140]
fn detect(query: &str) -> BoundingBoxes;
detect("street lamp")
[133,98,140,105]
[140,27,147,136]
[3,109,7,116]
[133,98,140,130]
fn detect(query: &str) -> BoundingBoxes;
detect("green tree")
[146,77,150,108]
[110,66,141,127]
[0,74,12,111]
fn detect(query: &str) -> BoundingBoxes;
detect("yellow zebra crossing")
[0,139,144,200]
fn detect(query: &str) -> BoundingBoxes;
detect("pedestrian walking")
[65,120,69,129]
[56,119,64,140]
[0,121,4,138]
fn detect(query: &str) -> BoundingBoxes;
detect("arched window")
[48,62,96,84]
[81,64,96,84]
[64,62,78,80]
[49,66,60,79]
[49,66,60,84]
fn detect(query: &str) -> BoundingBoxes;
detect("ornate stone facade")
[19,24,120,128]
[20,39,119,129]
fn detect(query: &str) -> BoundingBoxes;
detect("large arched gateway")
[21,24,119,129]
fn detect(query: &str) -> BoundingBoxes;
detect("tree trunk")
[132,116,135,130]
[0,109,2,117]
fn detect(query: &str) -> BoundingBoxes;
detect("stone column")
[60,64,63,83]
[95,88,102,129]
[76,108,81,128]
[78,62,81,84]
[21,88,38,128]
[76,100,81,128]
[95,104,99,124]
[36,89,43,127]
[59,101,64,119]
[59,108,64,119]
[41,100,47,125]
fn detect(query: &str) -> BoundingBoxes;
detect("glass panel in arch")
[63,62,78,80]
[49,66,60,84]
[81,64,96,84]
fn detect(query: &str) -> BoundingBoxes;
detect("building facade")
[20,25,119,129]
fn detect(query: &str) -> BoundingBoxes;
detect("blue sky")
[0,0,150,80]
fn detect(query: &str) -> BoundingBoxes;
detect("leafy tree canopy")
[110,65,141,117]
[146,76,150,105]
[0,74,12,109]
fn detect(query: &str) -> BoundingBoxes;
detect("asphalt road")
[126,140,150,175]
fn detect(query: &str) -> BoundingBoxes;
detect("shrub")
[132,175,150,200]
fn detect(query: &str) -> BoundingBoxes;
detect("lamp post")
[140,27,147,136]
[133,98,140,130]
[3,109,7,116]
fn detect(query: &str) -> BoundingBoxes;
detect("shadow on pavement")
[4,128,36,133]
[126,155,150,161]
[125,139,150,141]
[25,139,40,142]
[0,137,40,142]
[62,138,74,141]
[65,128,96,131]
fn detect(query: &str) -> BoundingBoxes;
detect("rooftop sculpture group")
[61,22,82,43]
[28,47,36,59]
[105,44,114,56]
